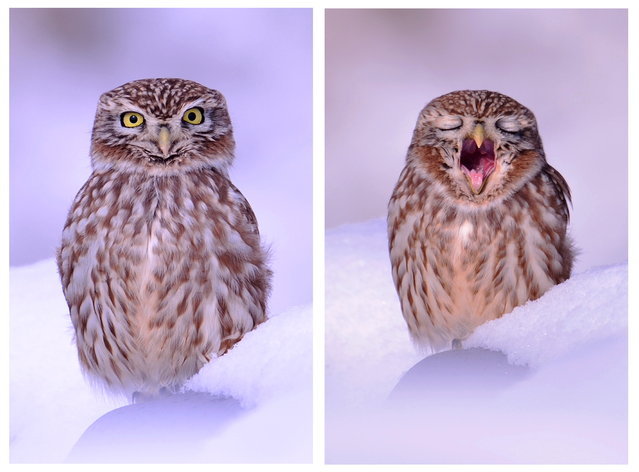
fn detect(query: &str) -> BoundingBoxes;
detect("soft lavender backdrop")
[326,9,628,274]
[10,8,312,314]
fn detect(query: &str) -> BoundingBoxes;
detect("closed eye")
[495,117,522,134]
[438,124,462,131]
[433,116,463,131]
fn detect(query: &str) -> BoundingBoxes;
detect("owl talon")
[452,339,463,350]
[131,387,175,403]
[132,391,153,403]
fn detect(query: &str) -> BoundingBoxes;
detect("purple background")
[326,9,628,274]
[10,8,312,314]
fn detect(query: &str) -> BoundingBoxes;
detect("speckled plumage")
[57,78,271,398]
[388,90,573,352]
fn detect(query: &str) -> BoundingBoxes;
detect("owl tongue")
[461,138,495,194]
[467,168,486,191]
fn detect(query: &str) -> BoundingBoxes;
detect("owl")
[57,78,272,400]
[388,90,573,352]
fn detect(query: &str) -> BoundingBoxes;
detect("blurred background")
[10,8,312,314]
[326,9,627,274]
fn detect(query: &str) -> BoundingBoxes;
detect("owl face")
[409,90,546,204]
[90,78,235,174]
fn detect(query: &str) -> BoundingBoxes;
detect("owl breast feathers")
[57,78,271,398]
[388,90,574,351]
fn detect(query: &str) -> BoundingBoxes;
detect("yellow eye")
[182,107,204,125]
[121,112,144,128]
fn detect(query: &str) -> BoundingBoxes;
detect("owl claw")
[131,386,175,403]
[131,391,154,403]
[452,339,463,350]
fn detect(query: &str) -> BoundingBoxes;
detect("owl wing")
[227,180,260,236]
[543,163,572,223]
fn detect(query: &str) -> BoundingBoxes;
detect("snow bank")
[10,258,311,463]
[10,259,127,463]
[325,219,627,463]
[186,304,312,407]
[466,263,627,367]
[325,219,421,407]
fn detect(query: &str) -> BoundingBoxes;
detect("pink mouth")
[460,138,496,194]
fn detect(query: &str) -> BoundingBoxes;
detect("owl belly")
[61,170,268,397]
[64,190,221,395]
[392,205,560,352]
[442,229,504,338]
[433,213,557,344]
[123,204,222,394]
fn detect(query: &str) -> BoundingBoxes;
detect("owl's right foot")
[131,385,179,403]
[132,391,151,403]
[451,338,463,350]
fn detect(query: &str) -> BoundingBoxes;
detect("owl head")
[90,78,235,175]
[408,90,546,205]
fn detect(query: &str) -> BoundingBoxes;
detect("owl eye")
[182,107,204,125]
[120,112,144,128]
[496,117,522,134]
[433,116,463,131]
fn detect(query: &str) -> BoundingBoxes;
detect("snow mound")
[10,259,127,463]
[466,263,627,367]
[325,218,627,463]
[326,218,421,407]
[10,258,311,463]
[186,304,312,407]
[67,394,245,463]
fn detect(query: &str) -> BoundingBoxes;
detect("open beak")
[460,124,495,194]
[157,126,173,157]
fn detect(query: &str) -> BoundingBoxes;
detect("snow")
[186,304,312,408]
[65,390,311,463]
[466,264,627,367]
[9,258,311,463]
[326,219,421,407]
[9,220,628,464]
[325,218,627,464]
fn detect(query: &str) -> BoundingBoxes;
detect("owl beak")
[471,124,485,148]
[157,127,173,157]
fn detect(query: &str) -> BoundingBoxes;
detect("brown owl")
[57,78,271,400]
[388,90,573,352]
